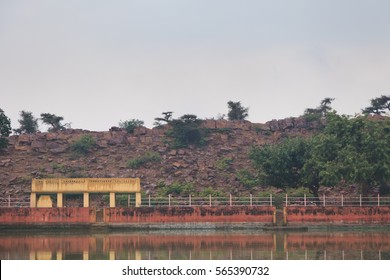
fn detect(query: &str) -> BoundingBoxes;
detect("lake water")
[1,230,389,260]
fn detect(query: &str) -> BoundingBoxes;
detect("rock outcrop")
[0,117,321,200]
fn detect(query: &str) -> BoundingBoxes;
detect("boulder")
[31,140,46,150]
[17,134,31,145]
[49,147,68,154]
[0,159,11,167]
[266,119,279,131]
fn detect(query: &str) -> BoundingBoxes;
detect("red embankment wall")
[104,206,276,224]
[0,208,96,223]
[286,207,390,224]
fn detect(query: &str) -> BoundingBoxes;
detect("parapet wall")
[0,208,96,224]
[285,206,390,225]
[103,206,276,224]
[2,206,390,227]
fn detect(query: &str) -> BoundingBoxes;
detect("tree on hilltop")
[227,101,249,120]
[40,113,70,132]
[14,110,38,134]
[304,98,335,119]
[362,95,390,115]
[119,119,144,133]
[154,111,173,126]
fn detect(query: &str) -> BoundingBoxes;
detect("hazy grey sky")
[1,0,389,131]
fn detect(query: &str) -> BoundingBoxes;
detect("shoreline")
[1,222,390,234]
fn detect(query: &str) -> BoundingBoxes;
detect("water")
[1,230,389,260]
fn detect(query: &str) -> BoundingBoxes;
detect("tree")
[168,114,205,147]
[317,114,390,195]
[303,97,335,121]
[250,113,390,197]
[227,101,249,120]
[119,119,144,133]
[40,113,69,132]
[249,137,315,195]
[14,111,38,134]
[0,108,12,151]
[362,95,390,115]
[154,112,173,126]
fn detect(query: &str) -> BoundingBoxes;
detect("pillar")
[57,193,63,208]
[83,193,89,207]
[109,251,116,260]
[135,192,141,207]
[110,192,116,208]
[83,251,89,260]
[56,251,63,260]
[30,193,37,208]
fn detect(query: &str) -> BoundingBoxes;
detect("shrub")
[119,119,144,133]
[156,181,195,196]
[70,135,96,156]
[127,151,161,169]
[199,187,223,197]
[236,169,259,188]
[167,114,206,148]
[215,157,233,171]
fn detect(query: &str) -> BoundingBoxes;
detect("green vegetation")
[70,135,96,156]
[215,157,233,171]
[41,113,69,132]
[250,113,390,197]
[236,168,259,189]
[52,163,86,177]
[227,101,249,120]
[154,112,207,147]
[166,114,206,148]
[199,186,223,197]
[0,108,11,151]
[119,119,144,133]
[303,97,334,123]
[127,151,161,169]
[14,110,38,134]
[156,181,195,196]
[362,94,390,115]
[250,137,308,190]
[154,111,173,126]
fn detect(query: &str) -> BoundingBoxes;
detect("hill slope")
[0,117,328,202]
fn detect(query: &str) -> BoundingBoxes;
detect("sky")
[1,0,389,131]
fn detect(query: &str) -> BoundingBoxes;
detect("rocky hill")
[0,117,327,202]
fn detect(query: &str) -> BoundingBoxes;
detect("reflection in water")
[0,231,389,260]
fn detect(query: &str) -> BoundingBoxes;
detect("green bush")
[215,157,233,171]
[167,114,206,148]
[127,151,161,169]
[198,187,223,197]
[70,135,96,156]
[287,187,314,197]
[119,119,144,133]
[236,169,259,188]
[156,181,195,196]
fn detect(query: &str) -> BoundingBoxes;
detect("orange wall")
[286,206,390,224]
[0,208,96,223]
[104,206,275,223]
